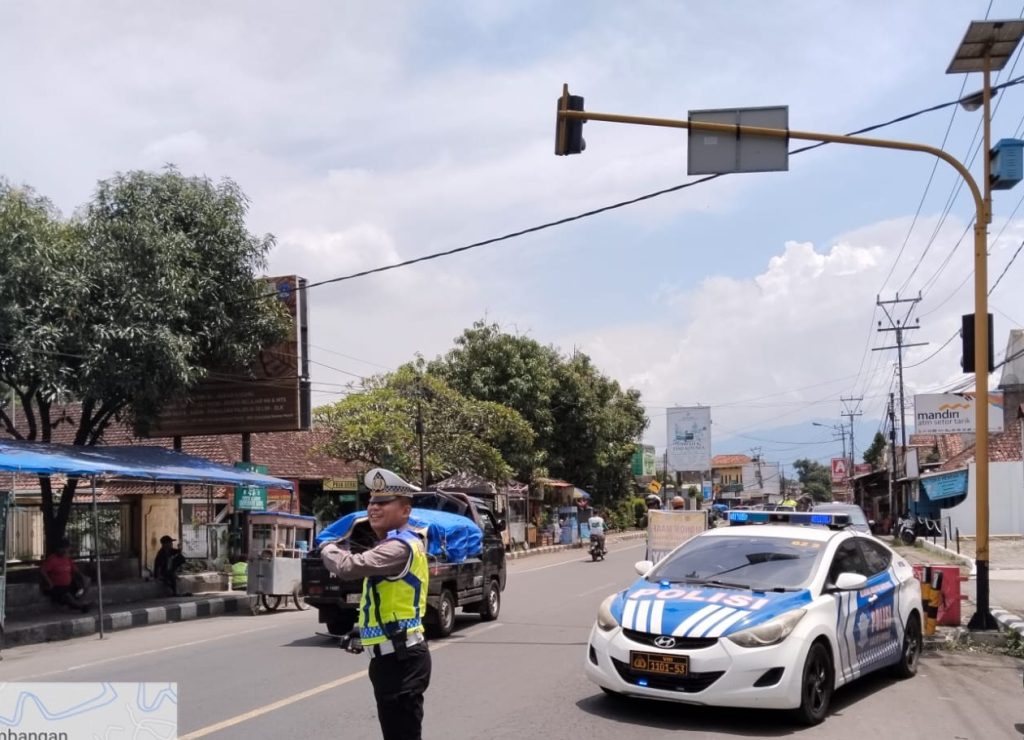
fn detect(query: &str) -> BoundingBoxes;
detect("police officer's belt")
[368,630,425,659]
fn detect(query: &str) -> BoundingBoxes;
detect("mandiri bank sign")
[913,393,1004,435]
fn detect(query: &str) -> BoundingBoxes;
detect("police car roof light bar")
[726,510,851,529]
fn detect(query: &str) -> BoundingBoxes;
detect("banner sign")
[631,444,657,477]
[913,393,1004,434]
[920,469,969,502]
[647,509,707,563]
[666,407,712,472]
[830,458,849,484]
[233,462,269,511]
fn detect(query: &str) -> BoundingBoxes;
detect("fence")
[5,502,127,561]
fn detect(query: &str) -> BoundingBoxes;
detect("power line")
[264,76,1024,301]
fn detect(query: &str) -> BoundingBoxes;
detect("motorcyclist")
[670,495,686,510]
[587,508,607,555]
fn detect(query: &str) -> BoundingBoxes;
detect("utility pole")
[888,393,898,525]
[840,396,863,505]
[873,293,927,514]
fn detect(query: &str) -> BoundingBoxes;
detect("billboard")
[146,275,311,437]
[913,393,1004,435]
[666,407,711,472]
[631,444,656,477]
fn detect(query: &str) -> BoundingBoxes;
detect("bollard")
[925,569,943,636]
[920,566,934,636]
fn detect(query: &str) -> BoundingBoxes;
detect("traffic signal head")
[555,86,586,156]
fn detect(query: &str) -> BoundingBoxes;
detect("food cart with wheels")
[247,512,317,611]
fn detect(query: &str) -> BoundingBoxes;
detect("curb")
[1,593,252,648]
[992,606,1024,642]
[508,531,647,560]
[913,537,977,576]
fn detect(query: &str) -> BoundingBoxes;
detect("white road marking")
[12,623,286,680]
[180,622,504,739]
[575,582,617,597]
[515,543,644,574]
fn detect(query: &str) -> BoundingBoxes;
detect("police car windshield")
[649,534,826,591]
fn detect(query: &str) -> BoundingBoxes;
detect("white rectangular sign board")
[647,509,707,563]
[667,406,712,472]
[913,393,1004,434]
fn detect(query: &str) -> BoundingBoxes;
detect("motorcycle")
[895,515,916,546]
[589,534,605,562]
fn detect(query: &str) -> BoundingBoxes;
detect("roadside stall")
[246,511,316,611]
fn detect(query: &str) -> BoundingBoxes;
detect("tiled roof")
[908,416,1022,472]
[711,454,752,467]
[2,404,363,482]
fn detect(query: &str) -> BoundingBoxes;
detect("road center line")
[576,582,618,597]
[180,622,504,739]
[14,622,287,680]
[516,542,643,574]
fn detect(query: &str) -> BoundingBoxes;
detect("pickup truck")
[301,490,507,638]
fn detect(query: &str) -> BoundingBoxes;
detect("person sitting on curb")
[154,535,187,596]
[39,538,90,613]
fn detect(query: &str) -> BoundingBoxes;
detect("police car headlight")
[726,609,806,648]
[597,595,619,632]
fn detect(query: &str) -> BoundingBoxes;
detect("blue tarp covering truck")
[302,490,507,638]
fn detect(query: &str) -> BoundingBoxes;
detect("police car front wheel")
[794,641,834,726]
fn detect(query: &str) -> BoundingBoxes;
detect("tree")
[315,363,535,485]
[0,170,288,552]
[430,321,648,502]
[862,431,887,468]
[792,459,832,502]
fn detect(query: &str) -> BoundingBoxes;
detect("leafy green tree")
[315,363,535,485]
[862,431,887,468]
[0,171,287,552]
[792,458,832,502]
[431,321,648,502]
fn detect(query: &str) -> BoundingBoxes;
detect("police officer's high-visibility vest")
[358,528,429,646]
[230,561,248,589]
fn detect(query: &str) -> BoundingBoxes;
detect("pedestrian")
[153,535,186,595]
[320,468,431,740]
[39,538,90,612]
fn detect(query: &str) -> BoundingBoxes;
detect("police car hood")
[611,579,812,638]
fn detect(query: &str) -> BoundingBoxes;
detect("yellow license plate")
[630,651,688,676]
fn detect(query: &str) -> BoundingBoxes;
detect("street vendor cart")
[247,512,317,611]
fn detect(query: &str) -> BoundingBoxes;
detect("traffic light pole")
[558,97,995,628]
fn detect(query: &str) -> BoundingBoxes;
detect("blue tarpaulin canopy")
[0,440,294,490]
[317,508,483,563]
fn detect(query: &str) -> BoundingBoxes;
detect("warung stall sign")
[913,393,1004,434]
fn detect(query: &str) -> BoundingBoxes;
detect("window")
[857,539,892,576]
[827,540,870,583]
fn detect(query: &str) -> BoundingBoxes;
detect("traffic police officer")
[320,468,431,740]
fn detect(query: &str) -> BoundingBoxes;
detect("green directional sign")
[234,462,269,511]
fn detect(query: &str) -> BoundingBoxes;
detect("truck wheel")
[478,579,500,621]
[428,589,456,638]
[326,615,355,636]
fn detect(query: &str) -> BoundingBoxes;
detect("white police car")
[585,511,922,725]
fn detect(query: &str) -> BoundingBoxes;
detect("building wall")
[945,461,1024,536]
[141,496,180,576]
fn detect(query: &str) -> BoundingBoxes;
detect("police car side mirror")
[635,560,654,577]
[829,572,868,592]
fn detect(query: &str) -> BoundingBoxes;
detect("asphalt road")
[2,540,1023,739]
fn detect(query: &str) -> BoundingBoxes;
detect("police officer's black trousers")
[368,643,432,740]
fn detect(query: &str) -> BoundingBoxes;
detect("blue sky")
[3,1,1023,472]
